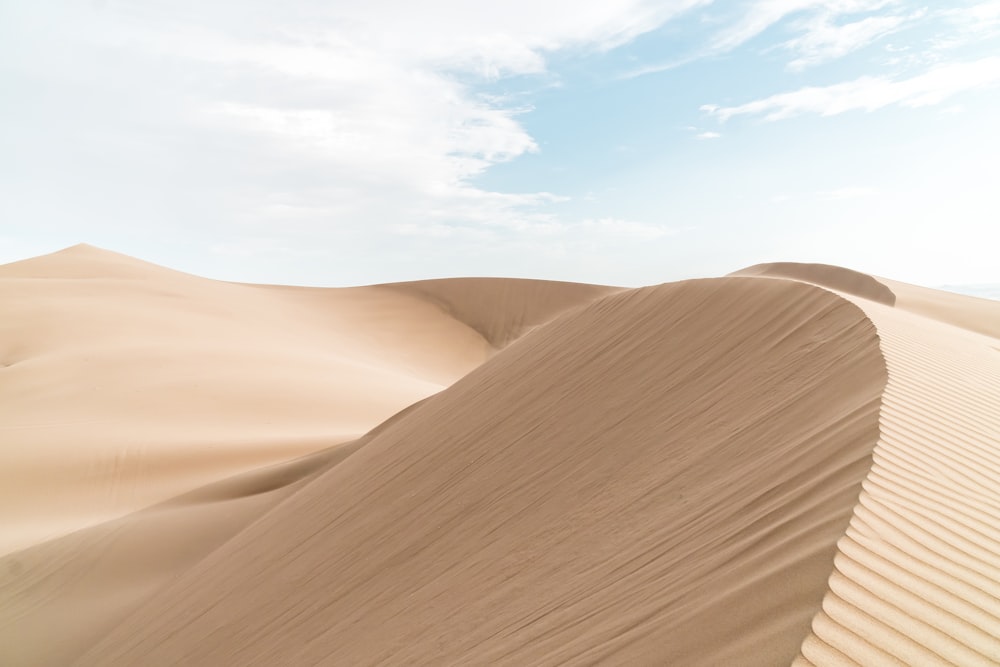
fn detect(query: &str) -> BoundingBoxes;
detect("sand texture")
[795,294,1000,665]
[1,247,999,666]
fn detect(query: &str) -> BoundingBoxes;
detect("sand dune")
[0,245,606,556]
[731,262,897,306]
[878,277,1000,339]
[384,277,620,348]
[795,291,1000,664]
[0,405,413,666]
[69,277,885,666]
[728,261,1000,663]
[2,248,999,666]
[0,244,471,555]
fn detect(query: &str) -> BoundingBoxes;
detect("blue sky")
[2,0,999,289]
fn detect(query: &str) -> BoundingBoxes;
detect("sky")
[2,0,999,289]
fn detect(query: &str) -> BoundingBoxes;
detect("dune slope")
[795,294,1000,664]
[0,246,609,556]
[73,277,886,666]
[0,244,486,555]
[0,400,429,667]
[878,277,1000,339]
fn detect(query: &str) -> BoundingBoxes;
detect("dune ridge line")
[69,276,887,666]
[4,248,999,665]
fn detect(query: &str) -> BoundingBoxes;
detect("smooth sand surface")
[384,277,620,348]
[732,262,897,306]
[0,245,608,558]
[878,277,1000,339]
[2,248,999,666]
[0,244,479,555]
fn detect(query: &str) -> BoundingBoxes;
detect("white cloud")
[165,1,705,236]
[333,0,708,65]
[627,0,905,78]
[207,96,537,189]
[783,11,912,70]
[942,0,1000,33]
[128,0,708,81]
[696,131,722,139]
[702,56,1000,121]
[708,0,816,52]
[6,0,703,262]
[708,0,898,53]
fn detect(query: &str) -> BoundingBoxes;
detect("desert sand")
[1,247,998,665]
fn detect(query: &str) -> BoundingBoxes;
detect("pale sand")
[0,245,607,557]
[1,248,999,666]
[736,262,1000,664]
[796,301,1000,665]
[0,244,478,556]
[384,277,619,348]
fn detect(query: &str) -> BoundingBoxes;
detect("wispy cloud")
[8,0,705,258]
[710,0,899,51]
[696,131,722,139]
[708,0,808,53]
[942,0,1000,34]
[702,56,1000,121]
[783,10,914,70]
[626,0,907,78]
[178,0,705,237]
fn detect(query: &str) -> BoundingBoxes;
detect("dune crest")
[732,262,897,306]
[72,277,886,666]
[4,247,999,666]
[0,243,199,281]
[384,277,620,348]
[794,297,1000,664]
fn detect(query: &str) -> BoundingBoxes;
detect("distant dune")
[0,245,609,558]
[941,284,1000,302]
[1,247,998,665]
[383,277,620,348]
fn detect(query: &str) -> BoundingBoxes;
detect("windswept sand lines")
[8,246,998,666]
[71,278,886,667]
[796,302,1000,666]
